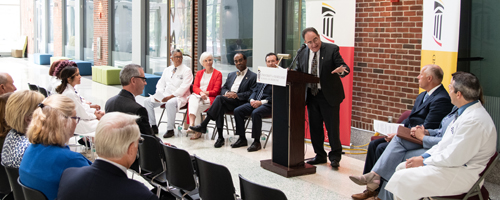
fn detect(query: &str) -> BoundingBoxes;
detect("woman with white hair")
[186,52,222,140]
[19,94,91,200]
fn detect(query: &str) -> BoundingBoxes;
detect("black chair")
[17,178,47,200]
[194,156,237,200]
[4,167,24,200]
[239,174,287,200]
[162,144,199,200]
[137,134,167,197]
[0,164,11,198]
[27,83,38,91]
[37,87,49,98]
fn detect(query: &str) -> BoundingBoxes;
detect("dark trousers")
[307,89,342,162]
[205,95,244,138]
[234,103,272,139]
[363,137,388,174]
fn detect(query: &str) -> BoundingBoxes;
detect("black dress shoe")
[330,160,340,168]
[78,138,91,149]
[163,130,175,138]
[306,156,327,165]
[151,125,158,135]
[189,125,206,134]
[247,141,261,152]
[231,138,248,148]
[214,138,225,148]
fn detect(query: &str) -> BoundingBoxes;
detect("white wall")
[252,0,275,68]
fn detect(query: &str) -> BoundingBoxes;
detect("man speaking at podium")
[296,27,350,168]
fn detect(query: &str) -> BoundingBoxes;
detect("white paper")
[257,66,288,87]
[373,120,403,136]
[150,93,165,102]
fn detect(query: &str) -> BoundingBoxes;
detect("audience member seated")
[56,66,104,136]
[19,94,92,200]
[57,112,158,200]
[187,52,222,140]
[386,72,496,199]
[46,60,63,95]
[51,60,78,94]
[0,73,17,95]
[105,64,153,135]
[1,90,44,168]
[145,49,193,138]
[350,64,454,199]
[0,93,12,197]
[190,53,257,148]
[232,52,278,152]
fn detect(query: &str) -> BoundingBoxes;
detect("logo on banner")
[321,3,336,43]
[433,0,444,47]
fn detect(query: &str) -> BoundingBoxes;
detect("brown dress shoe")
[365,196,381,200]
[163,130,175,138]
[351,190,378,200]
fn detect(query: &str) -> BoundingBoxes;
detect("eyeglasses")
[70,116,81,124]
[305,37,320,46]
[173,56,183,59]
[138,137,144,144]
[133,76,147,81]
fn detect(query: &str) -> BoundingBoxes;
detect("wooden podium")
[260,70,320,177]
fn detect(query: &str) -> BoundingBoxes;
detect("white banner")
[305,0,356,47]
[422,0,461,52]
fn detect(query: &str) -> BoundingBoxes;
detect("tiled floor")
[3,57,498,200]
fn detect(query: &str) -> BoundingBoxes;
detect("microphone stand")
[289,44,307,69]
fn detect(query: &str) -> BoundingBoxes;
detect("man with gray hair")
[386,72,497,199]
[57,112,158,200]
[144,49,193,138]
[0,72,17,95]
[105,64,153,135]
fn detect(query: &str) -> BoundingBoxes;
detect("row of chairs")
[3,166,48,200]
[136,134,287,200]
[27,83,49,98]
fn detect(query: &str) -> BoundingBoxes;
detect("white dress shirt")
[229,68,248,93]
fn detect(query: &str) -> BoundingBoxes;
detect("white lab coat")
[154,64,193,109]
[386,102,497,200]
[61,84,98,134]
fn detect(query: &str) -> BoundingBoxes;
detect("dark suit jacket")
[296,42,350,106]
[220,69,257,103]
[57,160,158,200]
[105,89,153,135]
[402,84,454,129]
[249,83,272,104]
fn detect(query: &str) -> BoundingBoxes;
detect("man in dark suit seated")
[57,112,158,200]
[105,64,153,135]
[190,53,257,148]
[350,64,454,200]
[232,53,278,152]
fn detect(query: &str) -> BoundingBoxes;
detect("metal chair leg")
[264,125,272,149]
[157,107,166,128]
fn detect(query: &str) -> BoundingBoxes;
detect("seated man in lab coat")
[385,72,497,200]
[144,49,193,138]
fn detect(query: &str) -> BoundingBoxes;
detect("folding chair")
[37,87,49,98]
[431,151,498,200]
[27,83,38,91]
[157,104,188,131]
[243,116,273,149]
[162,144,199,199]
[4,166,24,200]
[239,174,287,200]
[137,134,167,198]
[194,156,238,200]
[17,178,47,200]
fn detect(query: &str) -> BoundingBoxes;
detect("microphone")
[289,44,307,69]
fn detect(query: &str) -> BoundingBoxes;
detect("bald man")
[0,73,16,95]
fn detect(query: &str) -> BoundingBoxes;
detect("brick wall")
[53,0,63,57]
[93,0,109,66]
[20,0,34,55]
[351,0,423,131]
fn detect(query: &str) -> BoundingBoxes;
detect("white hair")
[199,52,214,65]
[95,112,140,159]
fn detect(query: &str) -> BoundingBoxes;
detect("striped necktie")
[311,52,319,96]
[256,84,267,100]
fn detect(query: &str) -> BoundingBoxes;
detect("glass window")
[65,0,76,58]
[112,0,133,68]
[48,0,54,54]
[36,0,44,53]
[84,0,94,61]
[170,0,193,68]
[0,0,20,53]
[205,0,253,79]
[281,0,306,69]
[147,0,168,73]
